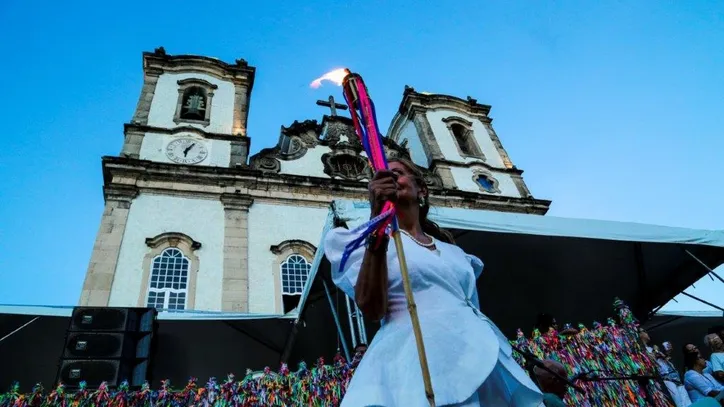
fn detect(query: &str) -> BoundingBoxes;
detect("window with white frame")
[270,240,316,314]
[147,248,190,311]
[281,254,312,295]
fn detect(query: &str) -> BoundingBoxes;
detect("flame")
[310,68,349,89]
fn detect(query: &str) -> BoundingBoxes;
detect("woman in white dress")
[324,158,544,407]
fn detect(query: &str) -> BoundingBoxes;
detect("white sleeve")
[323,227,367,300]
[466,254,484,279]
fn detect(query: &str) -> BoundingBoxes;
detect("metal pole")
[685,249,724,284]
[322,279,351,362]
[354,303,368,345]
[681,291,724,313]
[345,295,358,348]
[0,316,40,343]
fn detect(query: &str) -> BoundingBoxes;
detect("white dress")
[324,227,544,407]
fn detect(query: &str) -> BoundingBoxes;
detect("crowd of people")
[641,325,724,406]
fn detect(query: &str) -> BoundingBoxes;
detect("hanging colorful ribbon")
[336,71,397,272]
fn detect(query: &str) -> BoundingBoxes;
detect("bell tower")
[121,47,255,167]
[79,48,258,311]
[387,86,548,214]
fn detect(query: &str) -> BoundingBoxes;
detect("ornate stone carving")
[250,154,281,173]
[322,153,372,181]
[283,119,319,137]
[278,136,307,160]
[324,120,361,150]
[423,172,444,190]
[382,138,411,160]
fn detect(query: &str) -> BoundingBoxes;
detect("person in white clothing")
[324,158,544,406]
[683,352,724,404]
[656,341,692,407]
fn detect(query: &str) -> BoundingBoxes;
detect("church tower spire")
[387,86,549,214]
[121,47,255,167]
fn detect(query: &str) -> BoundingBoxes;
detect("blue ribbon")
[338,209,394,274]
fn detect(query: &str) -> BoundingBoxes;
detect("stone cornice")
[177,78,218,90]
[124,123,251,144]
[145,232,201,250]
[398,86,492,118]
[441,116,474,127]
[143,49,255,90]
[101,156,550,215]
[220,193,254,210]
[103,184,139,202]
[430,158,524,175]
[270,239,317,255]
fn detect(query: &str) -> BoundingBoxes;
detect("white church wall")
[425,109,506,168]
[247,203,329,314]
[279,147,330,178]
[147,72,236,134]
[139,132,231,167]
[449,166,521,197]
[109,193,225,311]
[397,120,426,167]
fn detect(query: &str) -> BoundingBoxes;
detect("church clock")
[165,138,209,164]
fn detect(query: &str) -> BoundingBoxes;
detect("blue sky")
[0,1,722,311]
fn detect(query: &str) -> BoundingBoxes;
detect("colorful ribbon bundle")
[511,299,673,406]
[0,353,365,407]
[337,72,396,272]
[2,300,673,406]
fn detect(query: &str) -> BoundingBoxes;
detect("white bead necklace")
[400,229,435,248]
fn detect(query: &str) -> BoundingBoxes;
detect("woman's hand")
[368,170,398,216]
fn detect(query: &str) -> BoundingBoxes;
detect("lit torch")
[312,68,437,407]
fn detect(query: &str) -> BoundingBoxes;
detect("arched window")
[173,79,217,127]
[140,232,201,311]
[270,240,316,314]
[180,87,207,121]
[281,254,312,295]
[442,116,485,160]
[147,248,190,311]
[451,124,473,155]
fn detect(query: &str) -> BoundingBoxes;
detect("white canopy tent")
[297,200,724,346]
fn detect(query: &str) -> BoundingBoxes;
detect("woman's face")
[695,355,707,369]
[389,161,425,205]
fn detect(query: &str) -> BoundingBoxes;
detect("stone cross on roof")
[316,95,348,116]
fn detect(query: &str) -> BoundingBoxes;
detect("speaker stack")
[56,307,157,389]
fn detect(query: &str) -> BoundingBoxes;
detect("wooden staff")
[391,229,436,407]
[342,72,436,406]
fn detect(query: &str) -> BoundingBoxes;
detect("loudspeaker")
[62,332,153,359]
[57,359,150,388]
[69,307,155,332]
[58,307,157,389]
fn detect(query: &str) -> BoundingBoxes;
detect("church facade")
[79,48,550,315]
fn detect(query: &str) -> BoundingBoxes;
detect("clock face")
[165,138,208,164]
